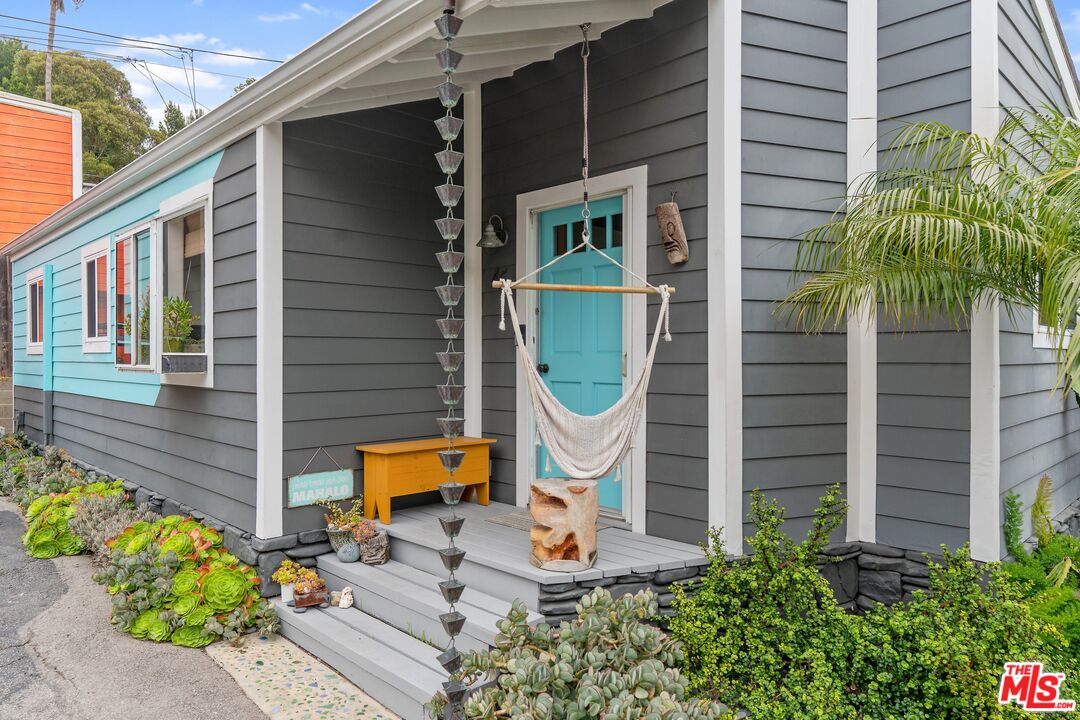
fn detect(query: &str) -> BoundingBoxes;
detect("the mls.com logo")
[999,662,1076,712]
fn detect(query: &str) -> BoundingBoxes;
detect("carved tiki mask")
[655,201,689,265]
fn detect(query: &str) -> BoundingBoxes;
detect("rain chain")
[432,2,468,717]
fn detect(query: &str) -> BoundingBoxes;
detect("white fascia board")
[0,91,79,118]
[846,0,878,544]
[970,0,1002,562]
[707,0,743,554]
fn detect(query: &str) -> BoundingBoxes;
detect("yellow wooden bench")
[355,436,496,525]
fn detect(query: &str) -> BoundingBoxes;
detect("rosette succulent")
[131,609,171,642]
[22,480,124,560]
[171,570,200,596]
[202,568,249,612]
[171,625,215,648]
[160,532,195,559]
[172,594,199,616]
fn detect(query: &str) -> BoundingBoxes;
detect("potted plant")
[292,568,328,612]
[162,295,200,353]
[271,559,302,604]
[354,519,389,565]
[315,497,365,552]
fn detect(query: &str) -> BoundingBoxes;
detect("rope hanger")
[491,24,676,298]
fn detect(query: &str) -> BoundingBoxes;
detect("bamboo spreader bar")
[492,281,676,295]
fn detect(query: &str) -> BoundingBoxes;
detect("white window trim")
[513,166,649,533]
[156,179,215,388]
[80,238,111,354]
[114,221,157,372]
[1033,311,1073,350]
[25,267,44,356]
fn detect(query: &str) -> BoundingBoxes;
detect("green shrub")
[669,484,851,717]
[431,588,732,719]
[670,485,1077,719]
[95,514,278,646]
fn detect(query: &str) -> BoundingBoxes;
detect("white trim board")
[512,166,649,533]
[707,0,743,555]
[1032,0,1080,116]
[845,0,878,544]
[463,85,483,438]
[255,123,285,540]
[969,0,1002,563]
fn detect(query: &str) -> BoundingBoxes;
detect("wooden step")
[273,600,444,719]
[317,555,544,652]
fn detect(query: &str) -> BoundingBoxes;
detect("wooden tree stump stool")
[529,477,598,572]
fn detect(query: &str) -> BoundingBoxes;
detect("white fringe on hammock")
[499,278,671,481]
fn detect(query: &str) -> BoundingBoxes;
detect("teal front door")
[537,196,625,512]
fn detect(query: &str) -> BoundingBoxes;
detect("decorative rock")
[902,583,928,597]
[330,591,342,606]
[905,550,943,565]
[297,557,317,568]
[539,581,578,593]
[260,579,281,598]
[530,478,598,572]
[657,592,675,608]
[285,542,333,559]
[607,582,655,599]
[538,598,582,616]
[855,594,879,612]
[859,570,902,604]
[121,480,139,494]
[201,515,226,531]
[251,533,299,553]
[858,542,904,558]
[339,587,354,609]
[654,567,700,585]
[258,550,289,576]
[231,540,260,567]
[223,525,247,555]
[538,586,588,602]
[903,575,930,589]
[857,554,929,577]
[298,529,328,544]
[820,542,861,556]
[579,576,615,588]
[133,488,154,508]
[819,558,858,603]
[161,498,182,517]
[542,614,577,626]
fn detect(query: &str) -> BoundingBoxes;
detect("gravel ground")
[0,497,266,720]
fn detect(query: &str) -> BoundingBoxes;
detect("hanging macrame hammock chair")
[497,24,676,482]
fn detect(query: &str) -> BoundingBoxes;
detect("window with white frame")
[1033,305,1077,349]
[160,207,207,354]
[114,226,153,368]
[26,268,43,356]
[81,240,109,353]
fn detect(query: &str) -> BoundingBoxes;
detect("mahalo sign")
[287,469,354,508]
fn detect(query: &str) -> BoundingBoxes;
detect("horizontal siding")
[0,102,73,246]
[876,0,972,554]
[996,0,1080,557]
[741,0,848,543]
[280,103,448,534]
[480,0,709,544]
[11,136,259,532]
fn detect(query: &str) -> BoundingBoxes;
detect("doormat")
[486,510,533,531]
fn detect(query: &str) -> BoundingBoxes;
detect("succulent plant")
[293,568,326,595]
[271,559,301,585]
[21,480,125,560]
[69,494,157,567]
[171,625,215,648]
[430,588,732,720]
[202,568,249,611]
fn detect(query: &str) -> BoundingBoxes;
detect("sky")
[4,1,1080,127]
[0,0,378,125]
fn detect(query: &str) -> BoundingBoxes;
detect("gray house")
[4,0,1079,714]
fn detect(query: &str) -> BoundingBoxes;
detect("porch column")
[463,84,483,438]
[969,0,1001,562]
[255,122,285,539]
[707,0,743,554]
[845,0,878,543]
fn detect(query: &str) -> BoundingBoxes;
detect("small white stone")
[339,586,354,609]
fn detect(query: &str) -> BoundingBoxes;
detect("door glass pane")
[115,238,132,365]
[571,221,585,253]
[591,217,607,249]
[611,213,623,247]
[554,224,567,256]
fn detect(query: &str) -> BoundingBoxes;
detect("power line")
[0,12,283,63]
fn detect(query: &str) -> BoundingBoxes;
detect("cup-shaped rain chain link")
[433,4,468,717]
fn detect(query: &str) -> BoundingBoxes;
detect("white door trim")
[513,165,649,533]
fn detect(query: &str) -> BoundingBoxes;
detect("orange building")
[0,91,81,247]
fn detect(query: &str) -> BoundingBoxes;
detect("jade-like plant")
[271,559,301,585]
[162,295,200,353]
[430,588,732,719]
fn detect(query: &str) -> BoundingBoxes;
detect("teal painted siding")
[12,152,223,406]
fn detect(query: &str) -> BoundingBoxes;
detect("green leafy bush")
[21,480,126,559]
[431,588,732,719]
[671,485,1077,719]
[95,514,278,646]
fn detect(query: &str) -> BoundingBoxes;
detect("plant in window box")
[291,568,328,612]
[162,296,201,353]
[271,559,302,604]
[314,497,365,552]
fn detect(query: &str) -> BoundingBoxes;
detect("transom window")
[81,240,109,353]
[115,227,153,367]
[26,268,43,355]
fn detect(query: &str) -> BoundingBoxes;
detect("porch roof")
[4,0,673,262]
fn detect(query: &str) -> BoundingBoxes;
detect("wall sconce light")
[477,214,509,249]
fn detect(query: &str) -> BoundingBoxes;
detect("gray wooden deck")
[378,500,708,587]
